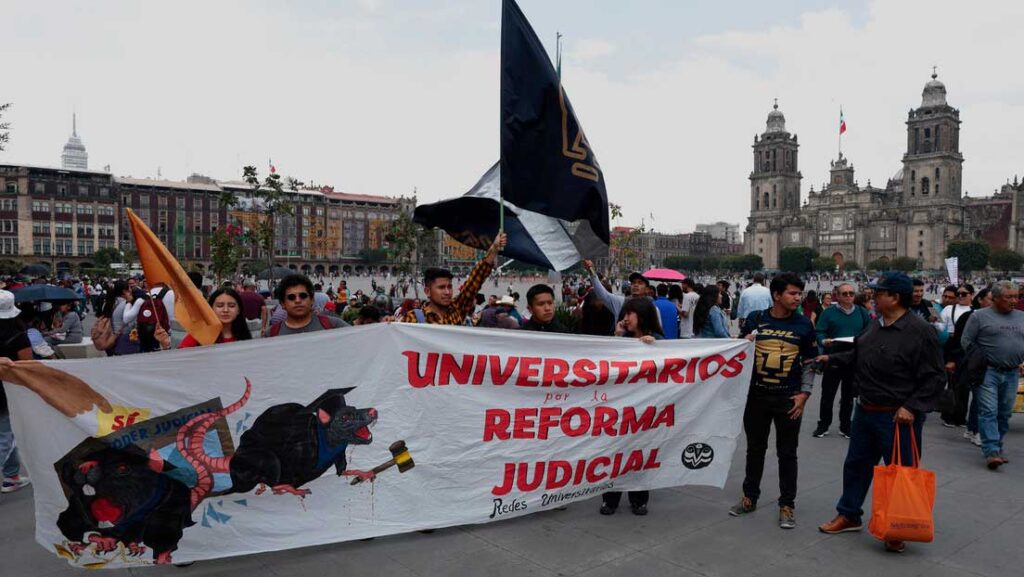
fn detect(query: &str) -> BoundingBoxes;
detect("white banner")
[945,256,959,286]
[5,324,753,568]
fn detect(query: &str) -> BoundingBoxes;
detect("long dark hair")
[208,288,252,342]
[693,285,721,336]
[579,291,615,336]
[620,297,663,338]
[99,280,129,319]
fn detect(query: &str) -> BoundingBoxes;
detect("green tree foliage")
[384,212,420,275]
[947,240,990,272]
[890,256,920,272]
[210,225,245,282]
[359,248,389,264]
[779,247,817,273]
[0,259,21,275]
[989,248,1024,272]
[662,254,762,272]
[843,260,860,271]
[812,256,837,272]
[218,166,300,285]
[0,103,10,152]
[92,247,123,273]
[867,258,891,271]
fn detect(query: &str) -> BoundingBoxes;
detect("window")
[919,230,924,236]
[922,177,930,195]
[32,200,49,213]
[58,184,67,195]
[79,185,89,195]
[4,182,16,194]
[176,197,186,209]
[34,182,45,194]
[0,199,14,211]
[140,195,150,208]
[158,196,168,208]
[99,187,110,197]
[0,237,17,255]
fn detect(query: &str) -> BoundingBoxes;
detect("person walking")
[959,281,1024,470]
[0,290,33,495]
[816,272,945,554]
[736,273,772,332]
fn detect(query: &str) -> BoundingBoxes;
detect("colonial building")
[743,73,1004,270]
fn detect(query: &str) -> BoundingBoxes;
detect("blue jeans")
[836,405,924,524]
[0,413,21,478]
[977,367,1018,457]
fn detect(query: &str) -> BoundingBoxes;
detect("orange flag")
[126,208,221,345]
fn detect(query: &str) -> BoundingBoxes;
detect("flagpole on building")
[838,107,843,158]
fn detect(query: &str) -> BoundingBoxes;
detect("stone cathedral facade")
[743,72,1017,271]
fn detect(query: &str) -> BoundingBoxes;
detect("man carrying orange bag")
[812,273,945,554]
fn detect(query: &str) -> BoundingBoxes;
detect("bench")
[56,337,107,359]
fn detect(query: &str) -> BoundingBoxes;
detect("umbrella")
[256,266,295,280]
[642,268,687,282]
[20,263,51,277]
[12,284,80,303]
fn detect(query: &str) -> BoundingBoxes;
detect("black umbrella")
[12,284,80,303]
[255,266,295,280]
[20,263,51,277]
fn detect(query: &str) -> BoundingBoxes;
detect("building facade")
[696,221,741,245]
[743,73,1010,271]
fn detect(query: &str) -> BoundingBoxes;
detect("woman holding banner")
[178,288,252,348]
[600,298,663,516]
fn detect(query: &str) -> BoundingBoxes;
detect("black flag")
[500,0,610,245]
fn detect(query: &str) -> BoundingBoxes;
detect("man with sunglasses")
[816,272,944,554]
[268,274,349,337]
[812,284,871,439]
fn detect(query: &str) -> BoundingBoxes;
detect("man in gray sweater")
[960,281,1024,470]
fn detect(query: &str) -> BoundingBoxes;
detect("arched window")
[935,167,941,195]
[763,192,770,210]
[922,177,930,195]
[755,187,760,209]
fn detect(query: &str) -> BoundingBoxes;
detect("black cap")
[628,271,650,286]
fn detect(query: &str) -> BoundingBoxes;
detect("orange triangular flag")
[125,208,221,345]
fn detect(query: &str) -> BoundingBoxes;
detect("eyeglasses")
[839,291,855,296]
[286,292,311,301]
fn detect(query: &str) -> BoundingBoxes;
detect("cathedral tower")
[745,101,802,268]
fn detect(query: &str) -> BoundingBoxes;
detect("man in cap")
[816,272,945,554]
[582,260,651,321]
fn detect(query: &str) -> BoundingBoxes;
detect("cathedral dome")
[921,71,947,107]
[766,100,786,133]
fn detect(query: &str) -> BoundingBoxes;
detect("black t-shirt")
[0,321,31,414]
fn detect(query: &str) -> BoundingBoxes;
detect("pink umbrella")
[642,268,687,282]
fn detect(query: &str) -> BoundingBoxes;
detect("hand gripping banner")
[3,324,753,568]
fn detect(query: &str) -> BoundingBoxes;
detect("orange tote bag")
[868,424,936,543]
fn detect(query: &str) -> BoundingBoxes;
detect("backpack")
[136,288,171,352]
[91,316,116,351]
[267,314,334,337]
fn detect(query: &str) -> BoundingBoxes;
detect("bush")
[779,247,817,273]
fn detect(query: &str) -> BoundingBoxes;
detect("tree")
[779,247,817,273]
[218,166,300,286]
[608,204,647,275]
[384,212,420,276]
[989,248,1024,272]
[359,248,388,264]
[0,259,21,275]
[842,260,860,272]
[210,224,245,283]
[947,240,990,272]
[812,256,837,273]
[867,258,891,272]
[890,256,919,272]
[92,247,124,273]
[0,103,10,152]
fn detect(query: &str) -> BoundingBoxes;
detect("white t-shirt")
[940,303,972,335]
[679,291,700,338]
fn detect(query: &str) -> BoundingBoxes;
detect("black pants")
[940,372,971,426]
[602,490,649,509]
[742,394,802,508]
[817,365,855,433]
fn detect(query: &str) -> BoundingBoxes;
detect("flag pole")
[838,106,843,158]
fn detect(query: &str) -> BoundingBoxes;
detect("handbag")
[112,326,140,356]
[868,424,936,543]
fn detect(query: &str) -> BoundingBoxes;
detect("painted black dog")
[56,444,193,565]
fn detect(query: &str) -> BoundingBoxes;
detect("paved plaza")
[2,369,1021,577]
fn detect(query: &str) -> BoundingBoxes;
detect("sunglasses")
[957,292,970,297]
[839,291,855,296]
[286,292,311,301]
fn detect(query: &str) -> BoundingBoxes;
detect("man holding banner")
[402,233,506,325]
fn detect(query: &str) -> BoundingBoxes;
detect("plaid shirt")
[403,259,494,325]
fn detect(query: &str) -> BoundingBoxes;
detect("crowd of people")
[0,238,1021,557]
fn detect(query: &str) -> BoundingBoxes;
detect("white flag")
[945,257,959,285]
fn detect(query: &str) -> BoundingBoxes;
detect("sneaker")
[779,506,796,529]
[631,504,648,516]
[884,540,906,553]
[599,504,616,516]
[838,430,851,439]
[971,433,982,447]
[1,475,30,493]
[986,455,1006,470]
[812,427,829,438]
[728,496,756,517]
[818,514,863,534]
[941,419,956,428]
[963,430,975,441]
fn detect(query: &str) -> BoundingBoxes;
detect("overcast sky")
[2,0,1021,234]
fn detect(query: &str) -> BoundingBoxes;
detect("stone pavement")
[2,371,1022,577]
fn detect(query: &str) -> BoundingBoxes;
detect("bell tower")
[745,100,802,268]
[902,69,963,203]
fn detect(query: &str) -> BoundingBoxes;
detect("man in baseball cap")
[816,271,944,554]
[581,260,652,321]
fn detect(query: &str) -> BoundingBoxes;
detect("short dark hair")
[912,278,925,287]
[526,284,554,306]
[358,306,382,323]
[475,293,485,305]
[682,278,696,289]
[943,285,958,294]
[277,274,314,303]
[656,284,669,297]
[423,267,453,287]
[314,283,323,291]
[752,272,766,284]
[770,272,805,298]
[717,280,731,289]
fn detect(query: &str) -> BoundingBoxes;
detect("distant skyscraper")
[61,113,88,170]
